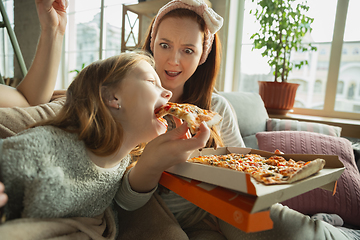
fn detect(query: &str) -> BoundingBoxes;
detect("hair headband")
[150,0,224,65]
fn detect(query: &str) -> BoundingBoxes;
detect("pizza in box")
[187,151,325,185]
[155,102,325,185]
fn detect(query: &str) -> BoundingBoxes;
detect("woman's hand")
[0,182,8,208]
[35,0,68,35]
[128,122,210,193]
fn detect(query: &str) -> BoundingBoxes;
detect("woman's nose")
[168,50,180,65]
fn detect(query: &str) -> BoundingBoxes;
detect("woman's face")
[153,16,203,102]
[115,60,172,144]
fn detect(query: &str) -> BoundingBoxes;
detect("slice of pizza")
[154,102,223,134]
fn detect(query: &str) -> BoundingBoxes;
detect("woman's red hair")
[142,8,223,148]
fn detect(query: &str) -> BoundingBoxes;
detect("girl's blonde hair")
[35,51,154,156]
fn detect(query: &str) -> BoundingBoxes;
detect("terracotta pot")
[258,81,300,115]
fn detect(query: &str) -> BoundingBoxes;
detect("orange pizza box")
[159,172,273,233]
[161,147,345,232]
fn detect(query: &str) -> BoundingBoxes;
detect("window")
[237,0,360,120]
[58,0,137,89]
[314,80,322,93]
[337,80,344,94]
[353,48,359,55]
[0,0,14,80]
[342,48,348,55]
[346,83,355,99]
[334,0,360,113]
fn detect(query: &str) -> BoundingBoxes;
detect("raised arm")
[0,0,68,107]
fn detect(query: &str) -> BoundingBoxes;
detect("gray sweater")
[0,125,131,220]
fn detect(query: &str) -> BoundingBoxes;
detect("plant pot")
[258,81,300,115]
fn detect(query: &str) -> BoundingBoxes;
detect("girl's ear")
[102,86,121,110]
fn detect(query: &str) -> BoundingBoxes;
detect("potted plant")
[250,0,317,114]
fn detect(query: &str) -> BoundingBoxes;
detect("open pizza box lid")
[164,147,345,214]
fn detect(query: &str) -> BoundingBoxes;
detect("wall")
[14,0,40,79]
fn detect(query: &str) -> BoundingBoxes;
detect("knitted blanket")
[0,207,117,240]
[0,90,66,139]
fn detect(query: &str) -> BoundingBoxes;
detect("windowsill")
[268,113,360,139]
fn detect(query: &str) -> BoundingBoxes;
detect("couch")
[219,91,344,149]
[219,91,360,229]
[219,91,269,150]
[0,91,359,232]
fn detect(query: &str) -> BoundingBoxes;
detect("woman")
[0,0,67,107]
[0,51,210,225]
[142,0,244,149]
[140,1,358,239]
[141,0,244,238]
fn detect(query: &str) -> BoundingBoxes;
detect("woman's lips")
[165,70,181,77]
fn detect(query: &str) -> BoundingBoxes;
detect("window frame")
[224,0,360,121]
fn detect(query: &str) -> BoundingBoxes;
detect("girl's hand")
[172,116,192,139]
[128,122,210,193]
[0,182,8,208]
[35,0,68,35]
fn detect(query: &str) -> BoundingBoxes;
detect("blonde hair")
[35,51,154,156]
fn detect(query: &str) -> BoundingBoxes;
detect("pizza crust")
[286,158,326,183]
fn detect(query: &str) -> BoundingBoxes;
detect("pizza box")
[160,147,345,232]
[159,172,272,233]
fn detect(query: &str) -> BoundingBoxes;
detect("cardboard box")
[159,172,273,233]
[160,147,345,232]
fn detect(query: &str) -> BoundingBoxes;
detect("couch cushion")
[0,97,65,139]
[256,131,360,227]
[267,118,342,137]
[219,92,268,149]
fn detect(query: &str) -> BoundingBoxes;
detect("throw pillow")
[256,131,360,227]
[266,118,342,137]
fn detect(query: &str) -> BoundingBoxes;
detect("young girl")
[0,51,210,221]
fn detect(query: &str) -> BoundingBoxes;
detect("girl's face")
[115,60,172,144]
[153,17,203,102]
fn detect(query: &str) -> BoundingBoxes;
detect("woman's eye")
[160,43,169,49]
[184,48,194,54]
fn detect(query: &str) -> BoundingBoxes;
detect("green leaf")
[249,0,317,82]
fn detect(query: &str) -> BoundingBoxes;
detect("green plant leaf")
[250,0,317,82]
